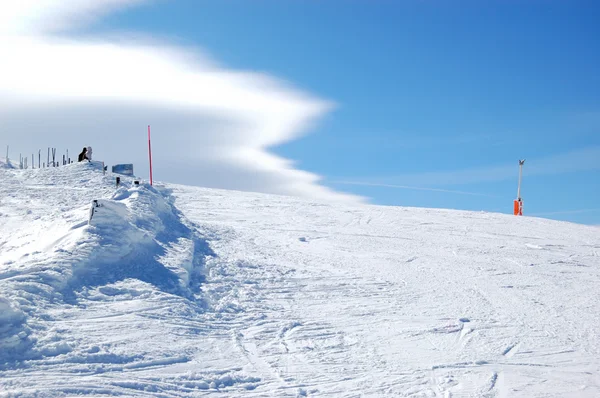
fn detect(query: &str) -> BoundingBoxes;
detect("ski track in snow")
[1,160,600,397]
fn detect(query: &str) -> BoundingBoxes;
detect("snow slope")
[1,162,599,397]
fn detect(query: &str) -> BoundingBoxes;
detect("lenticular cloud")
[0,0,363,203]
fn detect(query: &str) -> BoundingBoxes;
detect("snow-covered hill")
[1,162,599,397]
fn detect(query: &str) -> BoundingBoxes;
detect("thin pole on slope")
[38,150,41,168]
[517,160,523,199]
[148,125,153,186]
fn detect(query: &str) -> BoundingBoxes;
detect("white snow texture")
[1,159,599,397]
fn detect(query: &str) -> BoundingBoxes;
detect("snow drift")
[0,163,212,368]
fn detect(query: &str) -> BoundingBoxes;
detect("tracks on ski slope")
[171,184,600,397]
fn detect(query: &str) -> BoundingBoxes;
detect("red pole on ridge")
[148,125,153,186]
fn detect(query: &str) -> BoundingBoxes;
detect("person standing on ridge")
[77,147,88,162]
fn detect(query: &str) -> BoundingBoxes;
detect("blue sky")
[4,1,598,224]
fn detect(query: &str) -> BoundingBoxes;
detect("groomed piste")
[1,159,599,397]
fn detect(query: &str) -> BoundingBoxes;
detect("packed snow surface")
[1,161,599,397]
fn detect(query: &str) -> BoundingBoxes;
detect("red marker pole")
[148,125,153,186]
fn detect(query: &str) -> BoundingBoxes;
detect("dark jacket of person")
[78,147,88,162]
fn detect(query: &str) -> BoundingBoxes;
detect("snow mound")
[67,182,211,297]
[0,164,213,376]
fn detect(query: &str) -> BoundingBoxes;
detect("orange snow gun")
[513,199,523,216]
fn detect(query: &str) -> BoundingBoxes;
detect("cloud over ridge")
[0,0,363,203]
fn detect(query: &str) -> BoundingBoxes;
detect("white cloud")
[0,0,363,203]
[0,0,146,35]
[329,181,498,197]
[338,146,600,188]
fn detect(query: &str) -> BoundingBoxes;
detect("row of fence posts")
[5,146,73,169]
[6,145,105,178]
